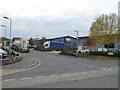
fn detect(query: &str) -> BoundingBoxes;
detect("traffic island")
[1,59,40,76]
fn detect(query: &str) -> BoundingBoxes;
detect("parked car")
[0,49,7,59]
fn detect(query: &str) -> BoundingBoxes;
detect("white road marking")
[50,75,58,77]
[61,73,70,76]
[73,72,80,75]
[71,79,78,81]
[4,79,16,82]
[78,63,102,69]
[102,68,107,70]
[107,69,112,70]
[90,70,97,73]
[109,67,118,69]
[20,77,32,80]
[80,72,88,74]
[102,67,118,70]
[3,67,118,82]
[35,76,44,78]
[23,60,41,71]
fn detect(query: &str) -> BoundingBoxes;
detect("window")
[45,44,48,46]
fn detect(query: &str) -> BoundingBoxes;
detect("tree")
[82,37,96,50]
[90,13,118,51]
[28,37,34,46]
[118,15,120,42]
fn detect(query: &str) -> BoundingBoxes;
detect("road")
[2,50,118,88]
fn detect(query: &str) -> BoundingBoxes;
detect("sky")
[0,0,119,39]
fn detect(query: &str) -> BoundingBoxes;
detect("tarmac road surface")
[2,50,119,88]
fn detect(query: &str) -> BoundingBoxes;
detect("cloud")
[0,0,119,39]
[9,12,92,38]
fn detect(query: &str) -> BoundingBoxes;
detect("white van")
[77,46,89,53]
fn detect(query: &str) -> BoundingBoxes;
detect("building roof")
[46,36,90,41]
[78,36,89,39]
[47,36,77,40]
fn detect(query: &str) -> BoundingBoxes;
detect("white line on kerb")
[20,77,32,80]
[23,60,41,71]
[78,63,101,69]
[4,79,16,82]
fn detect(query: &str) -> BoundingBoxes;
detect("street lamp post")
[75,30,78,39]
[75,30,79,55]
[3,16,12,54]
[1,25,7,48]
[75,30,79,46]
[1,25,7,38]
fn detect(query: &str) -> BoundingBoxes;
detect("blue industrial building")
[47,35,120,51]
[78,36,120,52]
[47,36,77,48]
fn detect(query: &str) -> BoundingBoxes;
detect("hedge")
[90,51,120,57]
[60,49,77,56]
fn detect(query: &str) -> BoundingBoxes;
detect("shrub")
[113,51,120,57]
[60,49,77,56]
[90,51,108,56]
[90,51,120,57]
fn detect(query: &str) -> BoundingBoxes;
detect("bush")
[113,52,120,57]
[90,51,107,56]
[90,51,120,57]
[64,48,76,51]
[60,49,77,56]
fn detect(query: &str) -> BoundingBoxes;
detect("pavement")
[1,50,40,76]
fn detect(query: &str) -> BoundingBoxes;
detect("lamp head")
[3,16,9,19]
[1,25,5,27]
